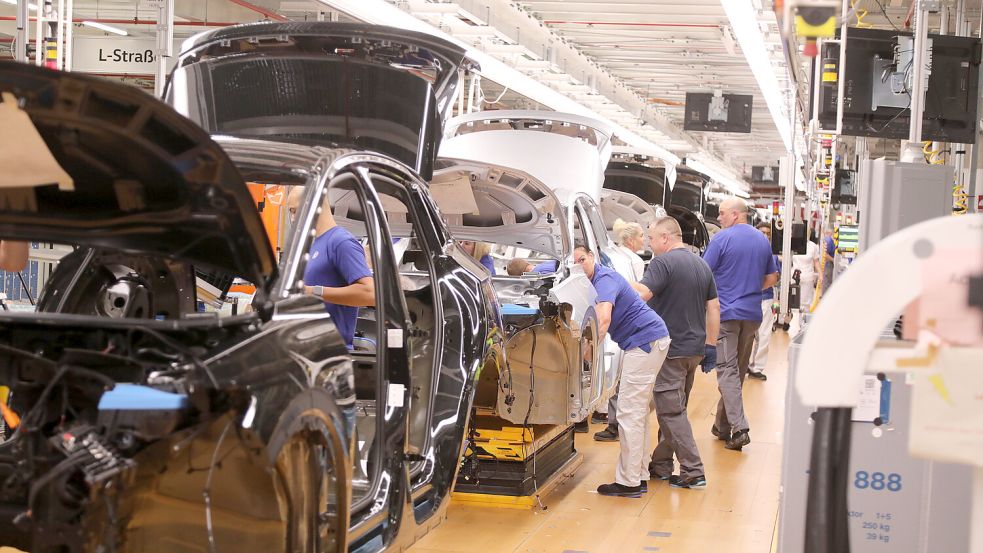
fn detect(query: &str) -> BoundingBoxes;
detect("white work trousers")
[615,337,671,487]
[799,276,816,313]
[750,299,775,373]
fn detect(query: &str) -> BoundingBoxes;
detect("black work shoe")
[573,420,590,433]
[725,429,750,451]
[669,475,707,489]
[640,480,648,493]
[747,371,768,381]
[590,411,608,424]
[593,424,619,442]
[597,482,644,498]
[710,425,729,441]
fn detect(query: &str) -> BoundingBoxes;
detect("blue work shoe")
[669,475,707,489]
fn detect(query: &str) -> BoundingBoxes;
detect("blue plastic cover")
[501,304,539,316]
[98,384,190,411]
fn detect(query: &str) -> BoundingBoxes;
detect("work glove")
[700,344,717,373]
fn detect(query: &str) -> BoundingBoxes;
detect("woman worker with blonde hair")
[612,219,645,282]
[459,240,496,275]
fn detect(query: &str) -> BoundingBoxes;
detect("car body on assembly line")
[0,21,502,553]
[437,111,641,432]
[603,148,712,253]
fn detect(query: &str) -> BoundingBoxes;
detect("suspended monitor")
[816,27,981,143]
[832,170,857,205]
[683,92,753,133]
[752,166,780,185]
[772,221,807,256]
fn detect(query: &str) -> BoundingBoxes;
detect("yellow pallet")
[469,426,535,461]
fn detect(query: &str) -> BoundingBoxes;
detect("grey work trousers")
[649,355,704,479]
[714,320,758,435]
[606,392,619,426]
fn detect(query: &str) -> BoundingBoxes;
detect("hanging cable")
[851,0,873,28]
[481,85,511,106]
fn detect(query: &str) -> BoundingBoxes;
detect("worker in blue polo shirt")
[748,222,780,381]
[702,199,778,451]
[460,240,496,275]
[287,187,375,350]
[573,243,671,498]
[506,258,558,276]
[821,228,836,293]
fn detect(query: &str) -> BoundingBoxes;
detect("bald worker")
[287,187,375,349]
[632,217,718,488]
[701,198,778,451]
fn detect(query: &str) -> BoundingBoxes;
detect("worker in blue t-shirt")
[506,258,558,276]
[287,187,375,350]
[573,243,671,498]
[459,240,496,275]
[702,199,779,451]
[821,229,836,294]
[748,222,780,381]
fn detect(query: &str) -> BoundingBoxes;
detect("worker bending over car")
[573,243,671,498]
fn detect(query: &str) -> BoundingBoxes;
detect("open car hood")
[430,158,567,257]
[598,189,664,245]
[166,22,474,181]
[0,62,276,291]
[440,110,614,201]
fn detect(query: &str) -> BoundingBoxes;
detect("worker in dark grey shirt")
[631,216,720,489]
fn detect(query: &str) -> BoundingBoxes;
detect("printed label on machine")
[852,375,891,423]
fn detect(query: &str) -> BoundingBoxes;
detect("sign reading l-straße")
[72,35,181,75]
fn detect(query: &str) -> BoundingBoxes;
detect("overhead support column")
[778,152,795,326]
[901,0,932,162]
[153,0,175,98]
[14,0,29,62]
[969,8,983,212]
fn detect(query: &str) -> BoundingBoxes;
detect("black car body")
[603,153,712,252]
[0,22,501,553]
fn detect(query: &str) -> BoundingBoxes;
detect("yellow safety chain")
[921,141,944,165]
[953,184,970,215]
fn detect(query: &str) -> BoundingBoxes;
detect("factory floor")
[409,328,794,553]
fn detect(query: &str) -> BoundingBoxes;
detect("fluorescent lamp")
[81,21,129,36]
[720,0,792,152]
[0,0,38,10]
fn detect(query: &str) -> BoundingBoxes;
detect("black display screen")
[816,28,981,143]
